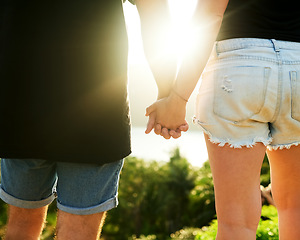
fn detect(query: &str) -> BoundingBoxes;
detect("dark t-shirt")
[0,0,131,164]
[217,0,300,42]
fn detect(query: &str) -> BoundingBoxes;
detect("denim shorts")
[0,158,124,215]
[194,38,300,150]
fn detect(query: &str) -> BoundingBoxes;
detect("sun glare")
[123,0,198,63]
[169,0,198,60]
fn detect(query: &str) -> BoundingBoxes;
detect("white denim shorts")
[194,38,300,150]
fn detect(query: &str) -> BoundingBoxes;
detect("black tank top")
[217,0,300,42]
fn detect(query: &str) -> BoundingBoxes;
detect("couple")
[1,0,300,239]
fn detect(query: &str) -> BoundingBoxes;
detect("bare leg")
[205,135,266,240]
[4,205,48,240]
[56,210,106,240]
[267,145,300,240]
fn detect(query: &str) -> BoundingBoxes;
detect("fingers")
[170,129,181,139]
[150,124,179,140]
[179,122,189,132]
[145,112,156,134]
[150,122,186,139]
[154,124,162,135]
[161,127,171,139]
[151,125,182,140]
[145,102,157,117]
[145,102,188,138]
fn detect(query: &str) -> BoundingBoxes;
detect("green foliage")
[129,235,158,240]
[260,154,271,187]
[103,148,199,239]
[170,227,203,240]
[0,200,7,237]
[41,202,57,240]
[194,220,218,240]
[257,206,278,240]
[188,161,215,227]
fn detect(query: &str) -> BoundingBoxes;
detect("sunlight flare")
[123,0,198,63]
[168,0,198,59]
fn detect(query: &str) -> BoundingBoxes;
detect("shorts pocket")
[203,66,270,122]
[290,71,300,121]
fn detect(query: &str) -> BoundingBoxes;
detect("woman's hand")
[145,91,189,139]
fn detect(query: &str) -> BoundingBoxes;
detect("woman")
[146,0,300,239]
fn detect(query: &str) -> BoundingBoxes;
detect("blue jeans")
[0,158,124,215]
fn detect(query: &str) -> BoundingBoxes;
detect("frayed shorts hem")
[57,195,119,215]
[267,142,300,151]
[194,118,300,150]
[0,187,56,209]
[193,118,273,148]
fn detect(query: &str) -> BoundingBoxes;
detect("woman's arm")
[173,0,229,101]
[145,0,229,138]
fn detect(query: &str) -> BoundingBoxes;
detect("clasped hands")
[144,91,189,139]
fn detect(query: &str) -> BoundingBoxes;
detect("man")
[0,0,180,239]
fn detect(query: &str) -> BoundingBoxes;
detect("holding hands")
[145,90,189,139]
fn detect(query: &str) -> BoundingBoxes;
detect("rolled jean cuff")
[0,187,56,209]
[57,194,119,215]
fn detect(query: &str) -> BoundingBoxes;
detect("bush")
[170,227,203,240]
[187,161,215,227]
[102,148,198,239]
[194,220,218,240]
[257,205,278,240]
[129,235,158,240]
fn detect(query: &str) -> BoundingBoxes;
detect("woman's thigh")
[205,134,266,228]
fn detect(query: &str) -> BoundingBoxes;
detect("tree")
[102,148,198,239]
[188,161,216,227]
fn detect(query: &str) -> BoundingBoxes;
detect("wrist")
[171,88,188,103]
[169,89,188,106]
[157,89,171,100]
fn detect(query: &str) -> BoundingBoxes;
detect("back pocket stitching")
[213,67,270,122]
[290,71,300,121]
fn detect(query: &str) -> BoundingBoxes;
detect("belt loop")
[271,39,280,52]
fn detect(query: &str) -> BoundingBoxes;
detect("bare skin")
[56,210,106,240]
[4,205,106,240]
[4,205,48,240]
[205,135,266,240]
[267,145,300,240]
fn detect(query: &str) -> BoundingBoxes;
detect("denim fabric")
[0,158,124,215]
[194,38,300,150]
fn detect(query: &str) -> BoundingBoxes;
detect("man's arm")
[135,0,177,99]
